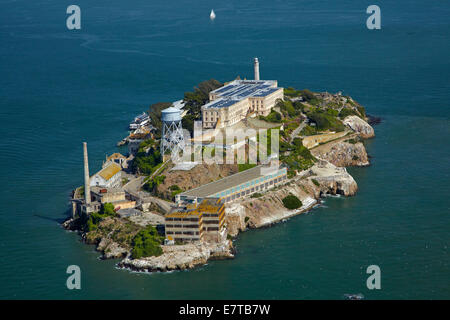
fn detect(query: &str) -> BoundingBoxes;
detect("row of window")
[166,217,199,222]
[219,174,287,202]
[216,173,287,198]
[167,231,201,236]
[203,220,220,224]
[165,224,201,229]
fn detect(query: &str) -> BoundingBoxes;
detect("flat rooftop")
[203,80,282,109]
[179,165,279,198]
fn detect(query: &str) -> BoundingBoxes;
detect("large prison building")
[176,165,288,204]
[202,80,284,129]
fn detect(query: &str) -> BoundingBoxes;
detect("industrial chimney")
[83,142,91,205]
[254,57,260,81]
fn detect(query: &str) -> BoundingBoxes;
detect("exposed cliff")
[226,161,357,233]
[343,115,375,139]
[118,240,234,272]
[310,139,369,167]
[156,163,238,200]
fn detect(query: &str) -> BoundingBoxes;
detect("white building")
[90,162,122,188]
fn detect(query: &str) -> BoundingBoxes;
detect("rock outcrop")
[156,163,238,200]
[343,115,375,139]
[311,140,369,167]
[97,238,128,259]
[118,240,234,272]
[226,160,357,232]
[309,160,358,196]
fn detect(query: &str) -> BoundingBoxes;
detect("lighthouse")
[254,57,260,81]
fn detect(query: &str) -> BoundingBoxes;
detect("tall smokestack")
[83,142,91,205]
[254,57,260,81]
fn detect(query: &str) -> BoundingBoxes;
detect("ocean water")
[0,0,449,299]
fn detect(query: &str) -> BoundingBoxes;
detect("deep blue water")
[0,0,449,299]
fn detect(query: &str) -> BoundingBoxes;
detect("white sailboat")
[210,9,216,20]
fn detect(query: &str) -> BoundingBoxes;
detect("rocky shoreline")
[63,92,376,273]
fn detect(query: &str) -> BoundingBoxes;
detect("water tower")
[160,107,185,159]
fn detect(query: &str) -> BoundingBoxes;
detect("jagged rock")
[309,161,358,196]
[311,140,369,167]
[156,163,238,200]
[225,203,247,237]
[97,238,128,259]
[343,115,375,138]
[118,240,233,272]
[225,161,357,230]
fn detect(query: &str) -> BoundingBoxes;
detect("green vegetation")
[131,225,164,259]
[259,110,282,123]
[277,100,300,118]
[169,184,184,199]
[78,185,84,197]
[282,194,303,210]
[357,106,366,118]
[182,79,223,134]
[280,137,316,173]
[147,102,172,138]
[85,203,117,232]
[143,175,166,193]
[300,125,318,136]
[238,163,257,172]
[339,107,359,119]
[146,80,222,136]
[306,110,346,132]
[250,192,263,198]
[132,139,162,175]
[244,216,250,223]
[283,87,317,103]
[312,179,320,187]
[346,138,359,144]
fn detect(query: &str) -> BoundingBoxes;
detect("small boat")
[210,9,216,20]
[343,293,364,300]
[129,112,150,130]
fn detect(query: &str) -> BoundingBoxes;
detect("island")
[63,58,376,273]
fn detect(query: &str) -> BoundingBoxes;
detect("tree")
[282,194,303,210]
[131,226,164,259]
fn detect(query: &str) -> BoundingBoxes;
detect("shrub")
[250,192,263,198]
[300,125,317,136]
[143,175,166,192]
[85,203,117,232]
[131,225,164,259]
[282,194,303,210]
[339,107,359,119]
[312,179,320,187]
[132,139,162,175]
[357,106,366,118]
[239,163,257,172]
[265,110,282,123]
[244,217,250,223]
[300,89,315,101]
[308,111,346,132]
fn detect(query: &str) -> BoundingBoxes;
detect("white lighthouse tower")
[254,57,260,81]
[160,107,185,160]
